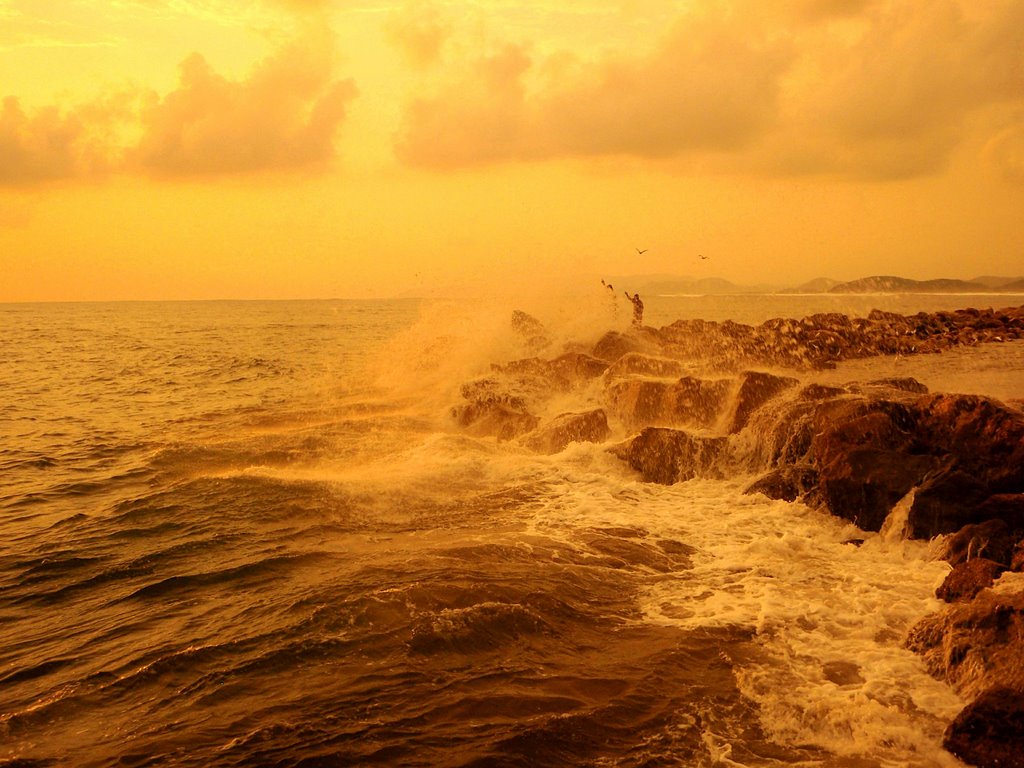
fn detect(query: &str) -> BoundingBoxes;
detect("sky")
[1,0,1023,301]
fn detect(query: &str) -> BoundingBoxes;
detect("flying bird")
[699,254,709,260]
[636,247,648,255]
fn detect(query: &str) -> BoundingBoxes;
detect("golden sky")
[1,0,1022,301]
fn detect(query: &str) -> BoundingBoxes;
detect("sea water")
[2,294,1023,767]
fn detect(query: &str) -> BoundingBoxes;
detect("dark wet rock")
[744,466,818,503]
[905,588,1024,700]
[939,519,1017,568]
[808,398,936,531]
[906,395,1024,538]
[522,409,611,454]
[1014,540,1024,572]
[821,660,865,687]
[606,376,731,432]
[611,428,730,485]
[935,558,1006,603]
[943,686,1024,768]
[725,370,799,433]
[451,401,540,441]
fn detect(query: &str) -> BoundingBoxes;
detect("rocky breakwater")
[449,303,1024,766]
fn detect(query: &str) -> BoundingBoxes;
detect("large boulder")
[935,559,1006,603]
[906,395,1024,538]
[905,587,1024,700]
[808,398,937,531]
[522,409,611,454]
[611,428,729,485]
[938,519,1017,568]
[451,400,539,441]
[744,466,818,503]
[943,686,1024,768]
[724,370,799,433]
[606,376,731,432]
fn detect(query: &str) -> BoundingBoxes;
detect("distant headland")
[615,274,1024,296]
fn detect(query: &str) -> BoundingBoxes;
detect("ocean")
[2,293,1023,767]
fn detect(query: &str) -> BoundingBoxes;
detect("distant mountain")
[999,278,1024,292]
[828,275,992,294]
[971,275,1024,289]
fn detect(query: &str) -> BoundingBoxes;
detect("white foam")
[521,467,964,766]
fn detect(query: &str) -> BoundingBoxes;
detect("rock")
[591,331,652,362]
[744,466,818,503]
[725,370,799,433]
[605,375,731,432]
[808,398,936,531]
[938,519,1016,568]
[935,558,1005,603]
[522,409,611,454]
[451,401,540,441]
[611,428,730,485]
[907,395,1024,538]
[510,310,549,351]
[943,686,1024,768]
[905,588,1024,700]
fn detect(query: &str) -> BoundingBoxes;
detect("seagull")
[636,247,648,255]
[699,254,709,260]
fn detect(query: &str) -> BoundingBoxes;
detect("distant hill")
[999,278,1024,292]
[828,275,993,294]
[971,275,1024,289]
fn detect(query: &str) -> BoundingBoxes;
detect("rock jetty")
[449,303,1024,767]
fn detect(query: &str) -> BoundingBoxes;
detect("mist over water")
[2,295,1021,766]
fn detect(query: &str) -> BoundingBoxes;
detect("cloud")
[983,119,1024,183]
[394,0,1024,181]
[395,7,794,167]
[385,2,450,69]
[132,30,358,176]
[0,93,132,186]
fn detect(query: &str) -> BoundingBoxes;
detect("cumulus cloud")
[0,93,132,186]
[395,7,793,167]
[132,30,358,176]
[385,2,450,69]
[394,0,1024,180]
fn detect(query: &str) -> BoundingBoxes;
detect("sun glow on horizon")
[2,0,1022,302]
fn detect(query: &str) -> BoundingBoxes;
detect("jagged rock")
[510,310,550,351]
[943,686,1024,768]
[522,409,610,454]
[907,395,1024,538]
[905,587,1024,700]
[725,370,799,433]
[611,428,729,485]
[935,558,1005,602]
[451,401,540,441]
[938,519,1016,568]
[744,466,818,503]
[808,398,936,531]
[606,376,731,432]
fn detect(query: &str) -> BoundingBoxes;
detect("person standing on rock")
[624,290,643,327]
